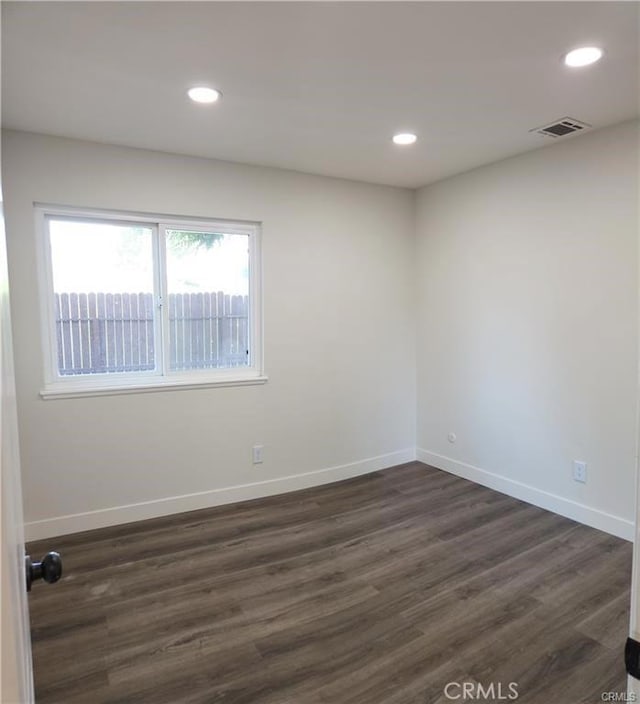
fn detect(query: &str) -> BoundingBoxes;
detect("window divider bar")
[155,224,170,377]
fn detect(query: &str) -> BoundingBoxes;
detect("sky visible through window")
[49,220,249,295]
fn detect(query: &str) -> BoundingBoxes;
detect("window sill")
[40,374,269,400]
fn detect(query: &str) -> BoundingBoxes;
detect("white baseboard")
[25,447,633,543]
[417,448,634,542]
[24,448,417,541]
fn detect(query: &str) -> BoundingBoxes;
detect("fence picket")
[180,293,189,369]
[56,293,68,374]
[203,291,212,368]
[215,292,223,367]
[77,294,88,372]
[131,293,141,370]
[114,294,124,371]
[88,293,99,373]
[192,293,202,369]
[96,293,106,373]
[68,293,80,372]
[144,293,154,369]
[104,294,113,372]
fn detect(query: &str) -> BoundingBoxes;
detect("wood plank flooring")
[26,462,632,704]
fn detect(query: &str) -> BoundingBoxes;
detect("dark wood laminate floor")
[27,462,632,704]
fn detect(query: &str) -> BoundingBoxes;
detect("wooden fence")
[54,292,249,375]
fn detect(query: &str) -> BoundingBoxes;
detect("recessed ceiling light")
[187,86,222,104]
[392,133,417,146]
[564,47,603,67]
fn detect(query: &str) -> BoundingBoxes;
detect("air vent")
[531,117,592,138]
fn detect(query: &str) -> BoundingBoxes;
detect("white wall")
[1,130,416,539]
[416,120,639,540]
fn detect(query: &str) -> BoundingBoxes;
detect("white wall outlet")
[447,432,457,443]
[573,460,587,483]
[252,445,264,465]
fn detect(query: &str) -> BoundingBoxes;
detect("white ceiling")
[2,2,638,188]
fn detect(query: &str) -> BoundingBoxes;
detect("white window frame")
[35,204,266,399]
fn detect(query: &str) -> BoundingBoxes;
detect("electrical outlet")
[573,460,587,483]
[252,445,264,465]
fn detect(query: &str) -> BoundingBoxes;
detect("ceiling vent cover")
[531,117,592,138]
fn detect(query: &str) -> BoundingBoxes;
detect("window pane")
[165,230,249,371]
[48,219,155,376]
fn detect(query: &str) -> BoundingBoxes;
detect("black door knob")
[25,552,62,592]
